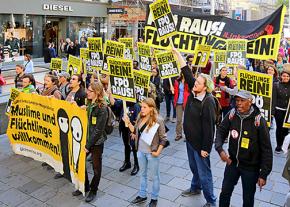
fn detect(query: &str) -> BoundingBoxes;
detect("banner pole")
[123,100,128,127]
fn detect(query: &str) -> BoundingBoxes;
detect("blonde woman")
[124,98,168,207]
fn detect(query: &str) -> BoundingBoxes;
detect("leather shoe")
[119,162,131,172]
[85,191,96,202]
[131,196,147,204]
[148,199,158,207]
[131,165,139,176]
[72,190,82,196]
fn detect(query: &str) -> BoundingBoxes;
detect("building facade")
[0,0,108,63]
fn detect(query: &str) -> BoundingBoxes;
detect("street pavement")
[0,103,289,207]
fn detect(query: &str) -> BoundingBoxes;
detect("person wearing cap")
[58,71,70,100]
[172,48,217,207]
[272,63,290,154]
[215,90,273,207]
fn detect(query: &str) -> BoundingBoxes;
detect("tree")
[276,0,289,7]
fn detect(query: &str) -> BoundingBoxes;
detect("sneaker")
[131,196,147,204]
[148,199,158,207]
[85,191,96,202]
[72,190,82,196]
[275,149,283,154]
[171,117,176,123]
[54,173,64,179]
[181,188,201,197]
[164,116,170,122]
[203,202,216,207]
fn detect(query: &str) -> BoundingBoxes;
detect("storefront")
[0,0,108,63]
[108,6,146,41]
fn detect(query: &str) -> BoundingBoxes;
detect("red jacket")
[213,77,234,108]
[173,79,190,109]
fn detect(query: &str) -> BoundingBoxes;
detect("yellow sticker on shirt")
[241,137,250,149]
[92,117,97,125]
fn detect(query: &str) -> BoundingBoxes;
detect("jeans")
[274,109,288,150]
[0,86,2,94]
[85,144,104,192]
[175,104,183,137]
[138,151,160,200]
[186,142,216,205]
[165,94,176,118]
[219,163,259,207]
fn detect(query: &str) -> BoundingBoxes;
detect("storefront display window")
[0,14,43,63]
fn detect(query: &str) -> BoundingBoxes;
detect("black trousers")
[219,163,259,207]
[85,144,104,192]
[121,126,138,165]
[275,109,288,150]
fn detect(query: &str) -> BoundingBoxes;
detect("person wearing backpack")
[119,101,141,175]
[0,69,6,94]
[215,90,273,207]
[72,82,108,203]
[172,47,217,207]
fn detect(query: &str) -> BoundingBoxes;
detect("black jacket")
[163,77,177,95]
[86,102,108,149]
[215,105,273,180]
[181,65,216,153]
[272,82,290,115]
[74,87,86,107]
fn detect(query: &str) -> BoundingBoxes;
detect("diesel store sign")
[43,4,73,12]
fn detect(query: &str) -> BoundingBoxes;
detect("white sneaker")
[171,118,176,123]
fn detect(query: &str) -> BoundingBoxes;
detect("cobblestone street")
[0,105,289,207]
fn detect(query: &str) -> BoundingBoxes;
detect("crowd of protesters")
[5,36,290,207]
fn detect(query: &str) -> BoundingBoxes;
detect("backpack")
[201,94,222,126]
[105,106,116,135]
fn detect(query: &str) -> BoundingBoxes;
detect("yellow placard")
[214,51,226,63]
[156,51,179,79]
[149,0,177,40]
[108,57,136,102]
[133,70,151,102]
[88,37,102,52]
[80,48,89,60]
[226,39,247,67]
[192,45,211,67]
[50,58,63,71]
[103,40,126,74]
[6,89,87,194]
[138,42,152,73]
[238,70,273,126]
[119,38,134,60]
[67,55,82,76]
